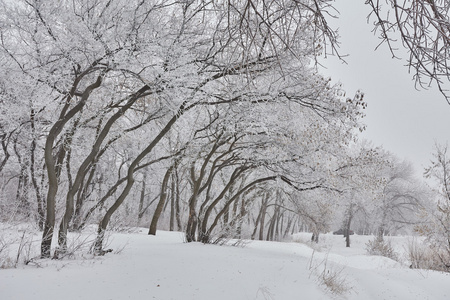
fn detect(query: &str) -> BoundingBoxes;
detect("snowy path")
[1,230,449,300]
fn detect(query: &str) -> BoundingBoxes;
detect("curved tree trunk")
[198,168,246,243]
[57,85,150,255]
[202,176,276,243]
[149,165,174,235]
[94,101,191,253]
[41,75,102,258]
[76,154,172,230]
[0,132,11,173]
[185,138,225,242]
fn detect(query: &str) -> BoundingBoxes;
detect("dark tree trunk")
[185,139,225,242]
[41,75,102,258]
[58,83,147,255]
[138,173,147,224]
[12,131,31,216]
[311,232,319,243]
[277,212,283,241]
[29,109,45,230]
[94,101,191,253]
[251,197,265,240]
[266,214,275,241]
[169,171,176,231]
[283,214,293,238]
[259,198,268,241]
[236,197,247,238]
[202,177,277,243]
[78,154,168,230]
[149,165,173,235]
[175,168,182,231]
[0,132,10,173]
[198,168,248,243]
[344,209,354,248]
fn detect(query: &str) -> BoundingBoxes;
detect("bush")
[365,235,398,261]
[0,226,37,268]
[308,250,352,296]
[317,265,350,296]
[407,239,450,272]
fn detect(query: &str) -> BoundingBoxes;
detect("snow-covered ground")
[1,226,449,300]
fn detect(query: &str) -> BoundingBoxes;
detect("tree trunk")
[198,168,248,243]
[266,213,275,241]
[283,216,293,238]
[344,210,354,248]
[58,83,147,255]
[203,177,277,243]
[41,130,61,258]
[78,152,175,230]
[94,101,191,253]
[29,108,45,230]
[0,132,10,173]
[71,166,94,230]
[41,75,102,258]
[311,231,319,243]
[149,165,173,235]
[259,197,269,241]
[175,168,182,231]
[236,197,247,238]
[185,139,226,242]
[276,212,282,241]
[251,199,265,240]
[169,171,176,231]
[138,173,147,224]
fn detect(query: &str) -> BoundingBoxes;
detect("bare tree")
[366,0,450,102]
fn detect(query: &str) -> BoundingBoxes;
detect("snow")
[1,228,449,300]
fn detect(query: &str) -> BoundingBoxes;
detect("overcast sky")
[318,0,450,177]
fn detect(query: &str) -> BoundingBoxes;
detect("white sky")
[318,1,450,176]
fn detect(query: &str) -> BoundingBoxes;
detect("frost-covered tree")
[0,0,369,257]
[304,1,450,102]
[332,144,426,247]
[88,1,367,251]
[420,144,450,271]
[366,0,450,103]
[374,158,426,238]
[332,142,390,247]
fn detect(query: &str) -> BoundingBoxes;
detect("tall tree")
[421,144,450,271]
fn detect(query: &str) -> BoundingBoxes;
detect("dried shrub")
[309,250,352,296]
[407,239,450,272]
[365,235,398,261]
